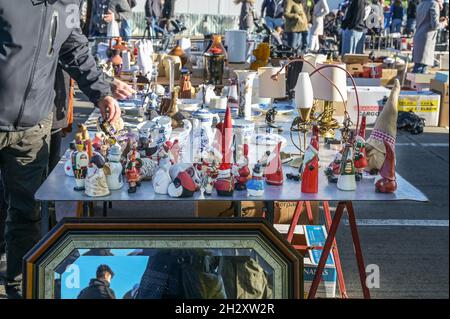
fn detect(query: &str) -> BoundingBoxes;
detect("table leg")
[286,201,304,243]
[40,201,50,237]
[323,201,348,299]
[103,202,108,217]
[346,202,371,299]
[307,202,346,299]
[233,201,242,218]
[263,201,275,225]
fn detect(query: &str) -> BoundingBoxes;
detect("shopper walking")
[261,0,285,30]
[341,0,369,55]
[0,0,121,299]
[236,0,257,32]
[284,0,309,52]
[413,0,448,73]
[145,0,163,36]
[309,0,330,52]
[390,0,405,33]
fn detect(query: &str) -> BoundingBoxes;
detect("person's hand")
[103,10,115,23]
[111,79,136,100]
[98,96,121,123]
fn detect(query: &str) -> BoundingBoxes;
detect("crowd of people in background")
[234,0,448,72]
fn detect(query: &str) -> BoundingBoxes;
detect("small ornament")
[265,142,284,186]
[325,150,343,184]
[375,141,397,193]
[247,163,265,197]
[125,148,143,194]
[180,70,196,99]
[337,145,357,191]
[72,142,89,191]
[214,163,234,196]
[152,155,172,195]
[85,155,110,197]
[234,144,251,191]
[301,135,319,193]
[105,144,124,190]
[354,115,368,180]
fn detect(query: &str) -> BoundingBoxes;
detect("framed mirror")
[25,218,303,299]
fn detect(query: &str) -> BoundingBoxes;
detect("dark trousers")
[286,31,308,51]
[0,114,52,285]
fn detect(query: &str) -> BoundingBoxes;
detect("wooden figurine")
[72,141,89,191]
[125,148,142,194]
[337,145,357,191]
[375,141,397,193]
[214,163,234,196]
[354,115,368,180]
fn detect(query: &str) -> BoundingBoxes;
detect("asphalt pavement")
[0,94,448,299]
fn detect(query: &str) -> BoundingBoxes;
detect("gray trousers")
[0,113,52,285]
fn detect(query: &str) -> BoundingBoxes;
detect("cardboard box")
[346,64,365,77]
[274,224,337,298]
[406,73,436,91]
[342,54,369,65]
[381,69,398,86]
[346,86,392,125]
[430,79,450,128]
[398,91,442,126]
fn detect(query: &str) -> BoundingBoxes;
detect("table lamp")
[259,67,286,128]
[310,61,347,139]
[294,72,314,122]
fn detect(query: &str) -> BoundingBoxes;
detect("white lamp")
[310,62,348,102]
[294,72,314,122]
[259,67,286,99]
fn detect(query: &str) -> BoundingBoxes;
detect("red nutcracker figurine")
[354,115,368,180]
[301,134,319,193]
[125,149,142,194]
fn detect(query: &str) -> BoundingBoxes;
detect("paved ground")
[1,93,448,299]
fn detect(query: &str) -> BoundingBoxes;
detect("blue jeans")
[341,29,364,55]
[264,17,284,30]
[286,31,308,51]
[413,63,428,74]
[120,18,133,40]
[406,18,416,35]
[391,18,402,33]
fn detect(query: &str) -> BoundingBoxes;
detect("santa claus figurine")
[215,163,234,196]
[301,135,319,194]
[265,142,284,186]
[234,144,251,190]
[354,115,368,180]
[375,141,397,193]
[125,149,142,194]
[168,171,197,198]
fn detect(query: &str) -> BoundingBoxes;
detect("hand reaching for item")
[111,78,136,100]
[98,96,122,124]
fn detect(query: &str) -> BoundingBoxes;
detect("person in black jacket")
[78,265,116,299]
[340,0,368,55]
[0,0,121,299]
[145,0,163,36]
[89,0,133,37]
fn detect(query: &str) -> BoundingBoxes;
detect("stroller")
[320,11,340,56]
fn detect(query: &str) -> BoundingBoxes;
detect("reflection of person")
[89,0,133,37]
[413,0,448,73]
[78,265,116,299]
[406,0,418,36]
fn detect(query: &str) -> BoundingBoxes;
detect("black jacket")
[145,0,162,20]
[77,279,116,299]
[341,0,367,32]
[0,0,111,132]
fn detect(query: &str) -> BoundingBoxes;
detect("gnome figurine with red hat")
[354,115,368,181]
[375,141,397,193]
[168,170,197,198]
[234,144,251,190]
[215,163,234,196]
[301,134,319,193]
[265,142,284,186]
[366,80,401,174]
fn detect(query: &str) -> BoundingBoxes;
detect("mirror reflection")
[54,249,274,299]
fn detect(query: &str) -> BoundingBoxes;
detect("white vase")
[235,70,257,120]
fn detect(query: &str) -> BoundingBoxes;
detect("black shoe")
[5,284,22,299]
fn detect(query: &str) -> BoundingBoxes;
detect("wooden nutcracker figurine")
[301,134,319,194]
[375,141,397,193]
[354,115,368,180]
[72,141,90,191]
[125,149,142,194]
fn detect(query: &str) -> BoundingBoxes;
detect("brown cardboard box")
[196,201,319,224]
[381,69,398,86]
[430,79,450,128]
[346,64,365,77]
[342,54,369,65]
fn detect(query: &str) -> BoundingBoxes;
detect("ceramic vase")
[235,70,257,120]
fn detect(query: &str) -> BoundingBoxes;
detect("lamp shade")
[258,67,286,99]
[294,72,314,110]
[310,62,347,102]
[302,54,327,75]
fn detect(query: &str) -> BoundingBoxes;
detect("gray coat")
[413,0,441,66]
[310,0,330,36]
